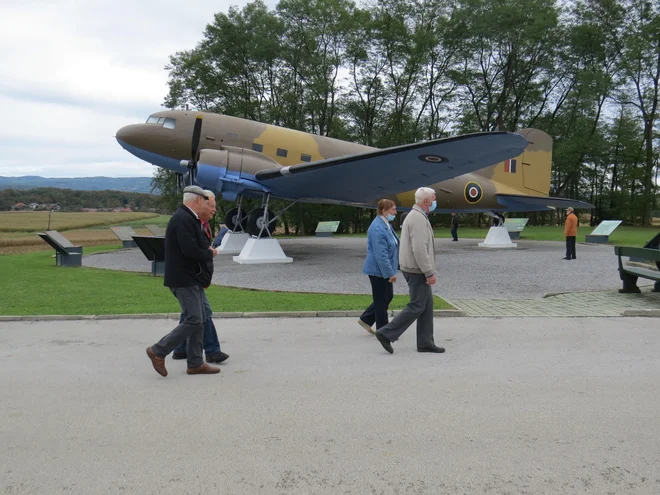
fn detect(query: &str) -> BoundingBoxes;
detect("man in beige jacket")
[375,187,445,354]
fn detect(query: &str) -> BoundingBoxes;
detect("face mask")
[429,200,437,212]
[387,214,396,222]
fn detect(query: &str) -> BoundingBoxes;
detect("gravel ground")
[83,237,622,300]
[1,317,659,494]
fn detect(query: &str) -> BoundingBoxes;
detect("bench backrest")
[614,246,660,262]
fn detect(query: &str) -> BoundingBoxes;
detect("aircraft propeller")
[177,115,204,190]
[188,115,203,186]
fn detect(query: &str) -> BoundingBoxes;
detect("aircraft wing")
[496,193,594,211]
[255,132,528,203]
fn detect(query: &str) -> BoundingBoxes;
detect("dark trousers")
[377,271,435,348]
[565,236,576,259]
[451,225,458,241]
[151,286,205,368]
[173,290,221,356]
[360,275,394,330]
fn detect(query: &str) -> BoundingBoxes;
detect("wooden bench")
[614,246,660,293]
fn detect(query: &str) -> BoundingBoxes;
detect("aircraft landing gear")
[224,197,247,232]
[247,208,276,237]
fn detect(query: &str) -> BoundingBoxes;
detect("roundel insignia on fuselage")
[464,181,483,204]
[418,154,448,164]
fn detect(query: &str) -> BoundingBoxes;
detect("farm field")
[0,212,165,254]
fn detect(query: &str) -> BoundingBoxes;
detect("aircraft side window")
[277,148,288,158]
[146,116,160,124]
[157,117,166,124]
[252,143,263,152]
[301,153,312,162]
[163,118,176,129]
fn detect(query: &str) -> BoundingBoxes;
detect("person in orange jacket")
[563,207,578,260]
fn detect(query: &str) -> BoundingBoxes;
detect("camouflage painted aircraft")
[116,110,592,236]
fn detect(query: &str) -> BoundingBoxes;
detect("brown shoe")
[187,363,221,375]
[146,347,167,377]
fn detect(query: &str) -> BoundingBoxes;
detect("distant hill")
[0,176,154,193]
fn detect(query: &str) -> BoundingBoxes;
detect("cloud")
[0,0,277,178]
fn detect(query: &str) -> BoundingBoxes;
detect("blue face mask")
[429,200,437,212]
[387,214,396,222]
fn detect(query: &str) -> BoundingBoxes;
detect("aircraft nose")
[115,124,143,147]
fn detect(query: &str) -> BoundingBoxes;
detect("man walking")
[450,213,459,241]
[563,207,578,260]
[171,190,229,364]
[375,187,445,354]
[146,185,221,377]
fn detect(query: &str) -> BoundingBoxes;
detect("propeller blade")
[191,115,203,160]
[189,115,203,186]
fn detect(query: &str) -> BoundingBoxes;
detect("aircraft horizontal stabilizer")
[496,193,594,211]
[255,132,528,203]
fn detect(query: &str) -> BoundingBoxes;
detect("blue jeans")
[173,290,221,356]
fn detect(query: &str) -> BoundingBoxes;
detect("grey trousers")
[377,271,435,348]
[151,286,205,368]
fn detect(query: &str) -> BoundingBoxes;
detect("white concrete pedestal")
[217,232,249,254]
[233,238,293,264]
[478,226,518,248]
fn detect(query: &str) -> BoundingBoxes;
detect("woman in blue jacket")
[358,199,400,334]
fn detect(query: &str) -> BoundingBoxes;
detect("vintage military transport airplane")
[116,110,591,237]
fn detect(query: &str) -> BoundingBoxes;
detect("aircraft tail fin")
[479,128,553,196]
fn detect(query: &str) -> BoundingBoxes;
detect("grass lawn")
[0,246,452,316]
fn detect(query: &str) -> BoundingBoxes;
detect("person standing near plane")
[375,187,445,354]
[450,213,459,241]
[358,199,400,334]
[146,185,221,377]
[563,207,578,260]
[171,191,229,364]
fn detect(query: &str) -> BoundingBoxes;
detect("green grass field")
[0,211,160,233]
[0,246,452,316]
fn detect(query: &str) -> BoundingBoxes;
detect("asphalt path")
[1,317,658,494]
[83,237,622,299]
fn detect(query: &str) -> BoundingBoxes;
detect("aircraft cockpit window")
[163,118,176,129]
[146,116,160,124]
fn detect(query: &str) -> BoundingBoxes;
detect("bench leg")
[619,272,641,294]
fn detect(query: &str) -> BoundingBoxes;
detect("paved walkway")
[450,286,660,317]
[2,317,660,494]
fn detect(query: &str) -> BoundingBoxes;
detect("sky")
[0,0,276,178]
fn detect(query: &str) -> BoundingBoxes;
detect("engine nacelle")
[195,147,281,201]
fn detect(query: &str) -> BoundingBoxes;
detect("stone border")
[0,309,467,322]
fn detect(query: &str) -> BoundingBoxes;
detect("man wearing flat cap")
[563,207,578,260]
[146,185,221,377]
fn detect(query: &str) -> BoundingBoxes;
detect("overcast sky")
[0,0,277,178]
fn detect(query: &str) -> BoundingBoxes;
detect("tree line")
[0,188,165,212]
[161,0,659,227]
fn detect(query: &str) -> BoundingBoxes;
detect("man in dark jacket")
[146,186,220,377]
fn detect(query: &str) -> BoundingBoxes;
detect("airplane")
[115,110,592,237]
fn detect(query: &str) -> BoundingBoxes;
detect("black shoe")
[206,351,230,364]
[172,352,187,360]
[418,346,445,353]
[375,332,393,354]
[562,257,571,260]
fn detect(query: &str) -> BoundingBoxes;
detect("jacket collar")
[412,204,428,217]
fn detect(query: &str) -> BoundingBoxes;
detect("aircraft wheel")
[247,208,276,237]
[224,207,246,232]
